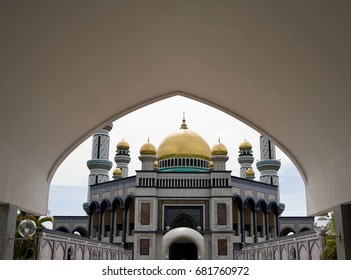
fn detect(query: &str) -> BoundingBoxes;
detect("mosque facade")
[54,116,314,260]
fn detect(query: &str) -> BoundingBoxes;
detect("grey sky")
[49,96,307,217]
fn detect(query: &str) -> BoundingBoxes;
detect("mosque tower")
[256,135,281,186]
[112,167,123,180]
[245,168,255,180]
[86,123,113,186]
[114,139,131,178]
[211,138,229,171]
[237,140,254,178]
[139,138,157,171]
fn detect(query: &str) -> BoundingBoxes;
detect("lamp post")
[313,216,341,259]
[9,219,37,260]
[313,216,330,236]
[9,218,37,240]
[314,216,330,259]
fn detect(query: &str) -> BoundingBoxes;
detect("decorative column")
[139,138,157,171]
[109,208,114,244]
[211,139,229,171]
[256,135,281,186]
[0,204,17,260]
[264,212,269,240]
[122,207,127,248]
[238,140,254,178]
[253,209,257,243]
[87,123,113,186]
[114,139,131,178]
[240,208,245,246]
[334,204,351,259]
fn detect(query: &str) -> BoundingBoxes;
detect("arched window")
[89,202,99,239]
[289,246,297,260]
[100,200,111,239]
[171,214,197,230]
[256,201,267,240]
[67,247,74,260]
[244,199,255,240]
[232,197,242,236]
[125,196,135,237]
[112,198,123,238]
[280,227,296,237]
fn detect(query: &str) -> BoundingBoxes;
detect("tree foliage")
[321,212,337,260]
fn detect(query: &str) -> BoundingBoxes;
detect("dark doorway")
[67,247,73,260]
[169,242,198,260]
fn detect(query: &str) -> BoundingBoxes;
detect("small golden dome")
[211,138,228,156]
[157,116,211,161]
[209,161,214,168]
[239,140,252,150]
[245,168,255,177]
[113,167,122,176]
[117,139,129,149]
[154,160,159,168]
[140,138,157,155]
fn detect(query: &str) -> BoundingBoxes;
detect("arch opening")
[72,226,88,237]
[171,214,197,230]
[169,241,198,260]
[50,95,306,219]
[51,94,305,183]
[280,227,296,237]
[162,227,204,260]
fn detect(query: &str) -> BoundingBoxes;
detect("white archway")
[162,227,204,260]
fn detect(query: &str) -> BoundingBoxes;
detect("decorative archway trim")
[162,227,204,260]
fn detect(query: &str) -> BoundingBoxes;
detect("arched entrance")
[169,241,198,260]
[162,227,204,260]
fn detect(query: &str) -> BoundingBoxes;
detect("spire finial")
[147,137,150,143]
[180,112,188,129]
[218,137,221,143]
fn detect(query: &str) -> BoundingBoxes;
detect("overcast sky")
[49,95,307,217]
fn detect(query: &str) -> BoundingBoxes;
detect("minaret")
[112,167,123,180]
[139,138,157,171]
[114,139,131,177]
[237,140,254,178]
[245,168,255,180]
[86,123,113,186]
[256,135,281,186]
[211,138,229,171]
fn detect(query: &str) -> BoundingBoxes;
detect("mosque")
[54,116,314,260]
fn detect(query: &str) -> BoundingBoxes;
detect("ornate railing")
[235,230,321,260]
[37,229,133,260]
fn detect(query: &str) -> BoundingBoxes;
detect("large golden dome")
[157,117,211,161]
